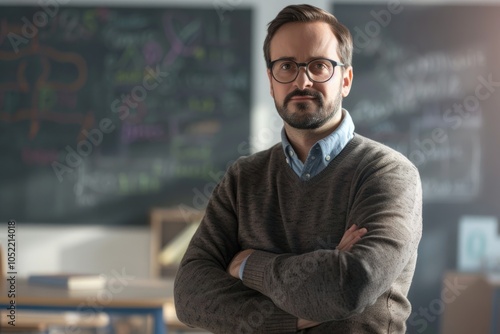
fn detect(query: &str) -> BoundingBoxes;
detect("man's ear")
[267,68,274,98]
[341,66,353,98]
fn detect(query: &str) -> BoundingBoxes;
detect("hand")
[336,224,367,251]
[297,318,321,330]
[227,249,255,279]
[296,225,366,330]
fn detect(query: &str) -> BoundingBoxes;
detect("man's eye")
[279,62,295,71]
[313,62,328,70]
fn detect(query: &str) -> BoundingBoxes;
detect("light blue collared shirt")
[281,109,355,180]
[238,109,355,280]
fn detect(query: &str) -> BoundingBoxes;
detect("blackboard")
[333,4,500,333]
[0,5,252,225]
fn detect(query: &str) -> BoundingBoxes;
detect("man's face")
[267,21,353,130]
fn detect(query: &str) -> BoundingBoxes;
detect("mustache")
[284,89,323,105]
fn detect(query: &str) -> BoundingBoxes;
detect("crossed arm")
[228,224,367,278]
[174,157,422,333]
[175,219,371,333]
[227,224,368,330]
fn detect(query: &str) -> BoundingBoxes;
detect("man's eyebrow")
[273,56,296,61]
[272,56,330,62]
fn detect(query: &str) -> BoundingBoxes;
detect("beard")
[274,87,342,130]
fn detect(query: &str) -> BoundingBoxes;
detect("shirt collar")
[281,108,355,164]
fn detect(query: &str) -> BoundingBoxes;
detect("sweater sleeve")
[174,164,298,333]
[241,155,423,322]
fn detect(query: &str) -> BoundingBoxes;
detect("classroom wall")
[1,2,499,334]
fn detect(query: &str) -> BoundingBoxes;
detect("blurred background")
[0,0,499,333]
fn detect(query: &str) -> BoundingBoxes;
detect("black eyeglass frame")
[267,57,345,84]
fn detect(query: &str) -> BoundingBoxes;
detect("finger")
[347,228,368,248]
[345,230,367,248]
[356,228,367,238]
[337,225,360,249]
[347,224,358,232]
[343,235,362,250]
[338,228,367,251]
[338,236,357,251]
[337,235,356,250]
[343,237,361,251]
[337,234,352,250]
[347,227,367,240]
[336,236,349,250]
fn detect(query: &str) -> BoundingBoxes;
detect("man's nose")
[293,67,313,90]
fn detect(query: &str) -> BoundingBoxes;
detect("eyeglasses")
[268,58,345,84]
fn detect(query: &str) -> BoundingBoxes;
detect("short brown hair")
[263,4,353,67]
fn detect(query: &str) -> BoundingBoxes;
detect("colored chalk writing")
[0,6,252,225]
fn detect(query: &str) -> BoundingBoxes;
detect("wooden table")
[0,278,175,334]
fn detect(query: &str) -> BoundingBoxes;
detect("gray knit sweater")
[174,134,422,333]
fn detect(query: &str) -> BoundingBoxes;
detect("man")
[174,4,422,333]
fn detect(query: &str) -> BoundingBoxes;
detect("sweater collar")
[280,109,355,178]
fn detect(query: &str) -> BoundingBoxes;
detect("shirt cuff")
[241,250,280,294]
[238,254,250,280]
